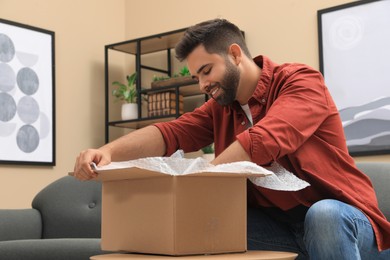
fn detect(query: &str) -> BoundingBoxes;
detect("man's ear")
[228,44,242,65]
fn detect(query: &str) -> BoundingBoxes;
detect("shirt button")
[261,98,266,104]
[241,121,246,125]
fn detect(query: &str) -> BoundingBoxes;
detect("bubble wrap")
[94,150,310,191]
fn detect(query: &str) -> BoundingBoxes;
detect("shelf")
[109,115,178,129]
[110,82,205,130]
[141,83,202,97]
[106,28,187,55]
[105,27,204,142]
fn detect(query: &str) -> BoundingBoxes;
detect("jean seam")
[353,216,374,253]
[352,216,371,227]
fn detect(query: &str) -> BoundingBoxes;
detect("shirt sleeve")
[154,101,215,156]
[236,65,333,165]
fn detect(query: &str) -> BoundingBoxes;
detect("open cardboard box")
[93,166,268,256]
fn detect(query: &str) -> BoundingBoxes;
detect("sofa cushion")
[32,176,102,239]
[0,209,42,241]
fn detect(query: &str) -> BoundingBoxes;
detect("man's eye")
[203,68,211,75]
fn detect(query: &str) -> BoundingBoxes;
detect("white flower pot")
[121,103,138,120]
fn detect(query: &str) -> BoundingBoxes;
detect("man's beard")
[211,60,240,106]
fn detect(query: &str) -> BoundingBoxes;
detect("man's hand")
[72,126,166,180]
[73,148,111,180]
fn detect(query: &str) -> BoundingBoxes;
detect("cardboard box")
[94,167,262,256]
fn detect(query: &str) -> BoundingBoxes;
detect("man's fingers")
[73,150,99,180]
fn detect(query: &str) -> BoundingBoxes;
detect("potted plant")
[112,72,138,120]
[201,144,215,162]
[151,66,197,89]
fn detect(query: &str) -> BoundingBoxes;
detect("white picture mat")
[321,0,390,110]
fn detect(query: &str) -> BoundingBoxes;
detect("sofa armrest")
[0,209,42,241]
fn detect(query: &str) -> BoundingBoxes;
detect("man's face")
[187,45,240,106]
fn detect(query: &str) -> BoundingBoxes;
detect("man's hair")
[175,18,251,61]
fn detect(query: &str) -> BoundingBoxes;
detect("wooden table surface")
[91,251,298,260]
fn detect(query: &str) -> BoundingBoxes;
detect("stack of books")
[148,91,184,117]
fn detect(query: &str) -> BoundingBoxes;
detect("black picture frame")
[0,19,55,165]
[318,0,390,156]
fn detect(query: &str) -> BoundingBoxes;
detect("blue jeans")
[247,199,390,259]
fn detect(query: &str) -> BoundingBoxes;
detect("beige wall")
[1,0,389,209]
[0,0,125,208]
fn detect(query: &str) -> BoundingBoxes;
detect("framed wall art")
[0,19,55,165]
[318,0,390,156]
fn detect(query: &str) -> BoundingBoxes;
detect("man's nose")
[199,80,209,94]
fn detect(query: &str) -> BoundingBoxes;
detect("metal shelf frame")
[104,28,205,143]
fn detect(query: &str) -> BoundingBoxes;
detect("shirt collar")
[230,55,275,110]
[251,55,274,104]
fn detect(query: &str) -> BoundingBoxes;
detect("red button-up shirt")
[155,55,390,251]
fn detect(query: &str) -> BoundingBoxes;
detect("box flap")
[69,156,309,191]
[94,167,170,181]
[183,171,267,178]
[94,167,268,182]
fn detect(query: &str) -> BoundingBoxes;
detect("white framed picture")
[0,19,55,165]
[318,0,390,156]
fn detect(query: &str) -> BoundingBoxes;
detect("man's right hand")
[73,148,111,181]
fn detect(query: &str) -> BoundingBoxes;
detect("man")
[74,19,390,259]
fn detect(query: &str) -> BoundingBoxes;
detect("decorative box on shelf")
[147,91,184,117]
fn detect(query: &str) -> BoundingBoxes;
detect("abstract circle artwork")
[16,124,40,153]
[0,19,55,165]
[17,67,40,95]
[0,33,15,62]
[0,92,17,122]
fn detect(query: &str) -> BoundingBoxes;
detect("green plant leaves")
[112,72,137,103]
[152,66,191,82]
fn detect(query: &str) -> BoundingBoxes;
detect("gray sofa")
[0,162,389,260]
[0,176,110,260]
[355,161,390,219]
